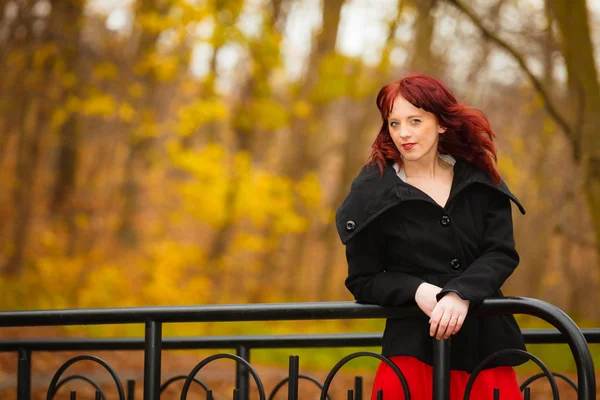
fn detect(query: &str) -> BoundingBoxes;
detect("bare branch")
[447,0,575,146]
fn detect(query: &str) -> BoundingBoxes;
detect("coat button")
[345,220,356,232]
[440,215,451,226]
[450,259,461,269]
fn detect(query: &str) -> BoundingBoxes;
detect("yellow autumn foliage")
[92,62,119,81]
[33,42,58,69]
[175,99,228,137]
[311,53,362,103]
[81,92,117,118]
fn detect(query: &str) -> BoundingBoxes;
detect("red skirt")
[371,356,523,400]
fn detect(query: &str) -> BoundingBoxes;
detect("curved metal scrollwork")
[520,371,578,393]
[179,353,266,400]
[54,375,107,400]
[463,349,559,400]
[268,374,333,400]
[319,351,411,400]
[46,355,125,400]
[161,375,211,394]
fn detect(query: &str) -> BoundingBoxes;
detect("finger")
[429,306,443,337]
[436,309,452,340]
[445,316,458,339]
[452,313,466,335]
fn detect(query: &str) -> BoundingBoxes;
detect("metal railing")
[0,297,596,399]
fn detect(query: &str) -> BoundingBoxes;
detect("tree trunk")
[117,0,166,246]
[2,3,52,274]
[278,0,345,299]
[201,1,288,303]
[409,0,442,76]
[548,0,600,268]
[49,0,84,256]
[50,0,83,213]
[204,1,285,264]
[316,100,372,300]
[4,98,45,275]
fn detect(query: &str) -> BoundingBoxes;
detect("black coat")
[335,157,527,372]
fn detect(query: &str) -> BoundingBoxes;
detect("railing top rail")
[0,301,406,326]
[0,329,599,352]
[0,297,579,326]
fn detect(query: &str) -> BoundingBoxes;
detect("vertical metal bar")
[288,355,299,400]
[143,319,162,400]
[70,391,77,400]
[127,380,135,400]
[354,376,363,400]
[233,389,239,400]
[347,389,354,400]
[432,338,450,400]
[206,389,213,400]
[493,388,499,400]
[376,389,383,400]
[235,345,250,400]
[523,387,530,400]
[17,349,31,400]
[96,391,102,400]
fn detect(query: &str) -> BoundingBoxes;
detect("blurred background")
[0,0,599,395]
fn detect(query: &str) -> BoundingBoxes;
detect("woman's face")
[387,95,446,162]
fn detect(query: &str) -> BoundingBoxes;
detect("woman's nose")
[399,127,411,138]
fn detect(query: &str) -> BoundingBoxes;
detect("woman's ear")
[439,126,447,134]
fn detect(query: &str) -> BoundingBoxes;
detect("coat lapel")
[335,158,525,245]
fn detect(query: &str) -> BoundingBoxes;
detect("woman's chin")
[401,152,424,162]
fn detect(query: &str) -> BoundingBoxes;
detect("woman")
[335,73,526,399]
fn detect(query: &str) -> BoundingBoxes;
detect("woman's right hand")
[414,282,442,317]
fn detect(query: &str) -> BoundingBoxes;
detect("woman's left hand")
[429,292,470,340]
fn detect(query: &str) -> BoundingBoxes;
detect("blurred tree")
[448,0,600,274]
[49,0,84,256]
[278,0,346,299]
[3,0,54,274]
[547,0,600,265]
[408,0,443,77]
[203,0,288,301]
[117,0,173,246]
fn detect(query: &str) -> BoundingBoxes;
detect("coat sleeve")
[345,222,425,306]
[437,190,519,305]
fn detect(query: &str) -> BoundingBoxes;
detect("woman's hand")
[429,292,470,340]
[414,282,442,317]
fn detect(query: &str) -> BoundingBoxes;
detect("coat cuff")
[436,288,467,302]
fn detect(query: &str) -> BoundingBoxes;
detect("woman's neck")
[403,153,451,180]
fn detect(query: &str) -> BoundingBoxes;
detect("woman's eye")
[390,121,399,127]
[411,119,421,124]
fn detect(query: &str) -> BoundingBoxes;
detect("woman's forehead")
[389,95,425,118]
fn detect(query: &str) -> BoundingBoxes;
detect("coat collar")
[335,157,525,244]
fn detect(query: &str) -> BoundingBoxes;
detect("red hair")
[369,73,500,185]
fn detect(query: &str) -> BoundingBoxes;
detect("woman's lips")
[402,143,416,150]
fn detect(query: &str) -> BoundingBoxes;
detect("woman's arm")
[345,223,427,306]
[436,190,519,306]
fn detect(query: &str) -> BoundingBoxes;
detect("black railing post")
[127,380,135,400]
[236,345,250,400]
[288,355,299,400]
[432,338,450,400]
[354,376,363,400]
[143,320,162,400]
[17,348,31,400]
